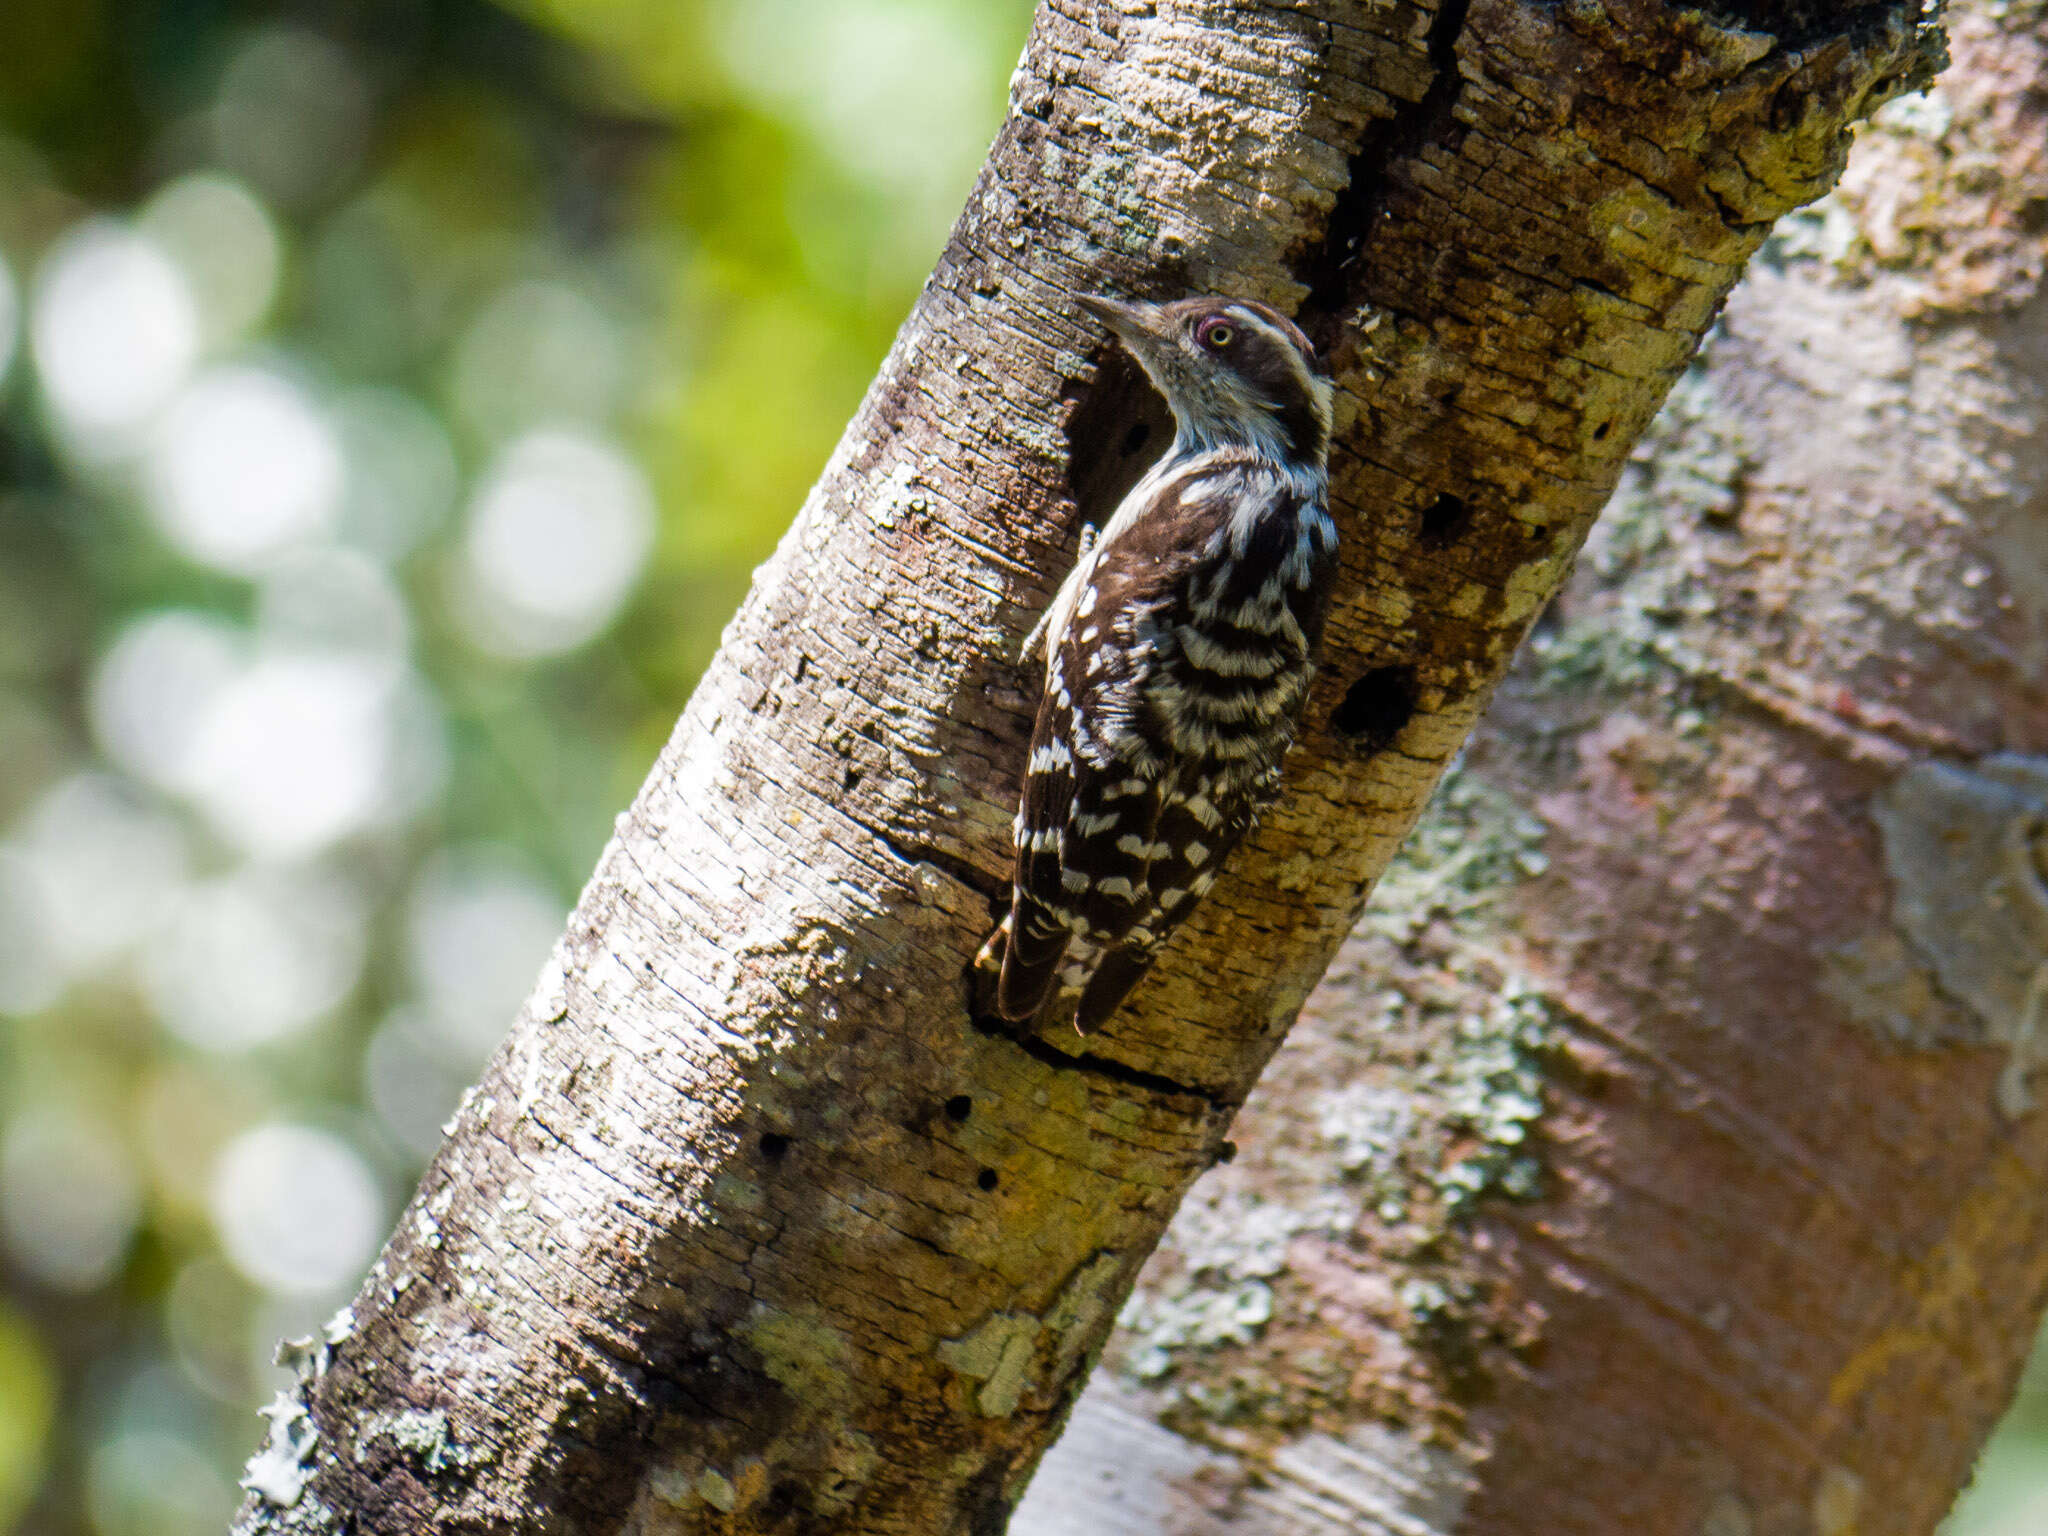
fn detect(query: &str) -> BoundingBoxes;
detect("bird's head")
[1080,294,1334,467]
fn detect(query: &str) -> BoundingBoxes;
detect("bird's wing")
[995,462,1234,1022]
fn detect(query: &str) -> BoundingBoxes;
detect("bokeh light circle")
[7,774,190,981]
[0,1109,142,1293]
[0,852,64,1018]
[208,1124,382,1295]
[186,653,425,859]
[455,428,655,658]
[144,364,342,575]
[454,281,626,442]
[406,848,565,1063]
[86,1428,237,1536]
[142,866,367,1050]
[211,26,371,211]
[89,611,244,795]
[139,173,283,346]
[30,221,199,449]
[363,1008,474,1159]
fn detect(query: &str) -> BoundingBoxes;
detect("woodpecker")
[977,294,1337,1033]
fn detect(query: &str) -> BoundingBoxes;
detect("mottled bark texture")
[1018,1,2048,1531]
[233,1,1937,1532]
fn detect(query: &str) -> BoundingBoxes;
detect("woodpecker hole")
[976,1168,1000,1192]
[1063,343,1175,535]
[758,1132,791,1161]
[1418,494,1473,546]
[1333,665,1420,753]
[1592,419,1613,441]
[945,1095,974,1122]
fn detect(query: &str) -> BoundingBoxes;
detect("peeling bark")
[1021,2,2048,1531]
[231,0,1938,1532]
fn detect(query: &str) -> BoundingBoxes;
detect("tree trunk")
[1016,0,2048,1531]
[231,0,1937,1531]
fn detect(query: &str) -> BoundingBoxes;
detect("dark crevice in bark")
[1332,664,1422,750]
[1062,342,1174,536]
[965,1460,1020,1536]
[1699,0,1938,52]
[1702,181,1772,234]
[967,1009,1229,1111]
[1293,0,1474,344]
[872,827,1006,902]
[1574,274,1630,307]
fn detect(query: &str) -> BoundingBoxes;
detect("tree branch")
[232,0,1942,1530]
[1025,3,2048,1529]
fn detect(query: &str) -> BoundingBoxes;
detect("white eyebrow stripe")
[1230,306,1333,436]
[1231,306,1292,349]
[1232,307,1313,370]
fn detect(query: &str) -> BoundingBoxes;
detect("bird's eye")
[1199,319,1235,350]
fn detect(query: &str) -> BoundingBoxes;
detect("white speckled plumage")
[978,294,1337,1033]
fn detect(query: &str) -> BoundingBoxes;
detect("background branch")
[1023,1,2048,1528]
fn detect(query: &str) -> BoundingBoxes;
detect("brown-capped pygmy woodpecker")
[977,294,1337,1033]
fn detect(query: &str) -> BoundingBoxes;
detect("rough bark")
[1016,1,2048,1531]
[231,0,1937,1532]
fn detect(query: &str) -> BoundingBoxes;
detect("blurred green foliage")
[0,2,2042,1533]
[0,0,1029,1529]
[0,1302,54,1529]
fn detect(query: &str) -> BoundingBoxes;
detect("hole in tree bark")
[1332,666,1420,752]
[945,1095,973,1122]
[1063,340,1174,533]
[1419,493,1473,546]
[758,1132,791,1161]
[976,1168,999,1191]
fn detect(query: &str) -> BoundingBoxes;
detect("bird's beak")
[1079,294,1170,356]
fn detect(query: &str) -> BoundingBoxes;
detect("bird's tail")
[1073,939,1163,1033]
[980,897,1071,1023]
